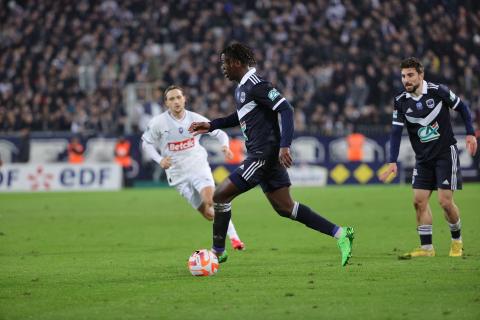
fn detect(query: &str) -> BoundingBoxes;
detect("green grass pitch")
[1,184,480,319]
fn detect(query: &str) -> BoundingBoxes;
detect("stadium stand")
[0,0,479,136]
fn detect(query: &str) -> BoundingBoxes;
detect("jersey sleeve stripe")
[392,121,404,126]
[452,97,460,109]
[250,75,260,84]
[272,97,286,110]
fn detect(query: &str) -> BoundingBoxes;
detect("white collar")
[167,110,186,122]
[405,80,428,99]
[239,67,256,85]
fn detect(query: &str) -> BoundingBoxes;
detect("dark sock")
[451,230,461,240]
[418,225,432,246]
[293,203,338,237]
[212,203,231,253]
[448,219,461,240]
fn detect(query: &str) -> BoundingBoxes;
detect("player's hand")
[188,122,210,136]
[221,146,234,160]
[379,162,397,182]
[279,147,293,168]
[466,135,478,156]
[160,156,172,169]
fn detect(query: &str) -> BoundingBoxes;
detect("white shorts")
[174,169,215,209]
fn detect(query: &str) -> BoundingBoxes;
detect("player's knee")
[203,198,213,209]
[198,204,214,221]
[413,198,428,211]
[438,197,453,210]
[204,211,214,221]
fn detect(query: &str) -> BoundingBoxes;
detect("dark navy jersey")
[392,80,462,163]
[234,68,287,158]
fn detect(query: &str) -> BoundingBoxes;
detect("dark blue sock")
[293,203,338,237]
[418,225,432,246]
[212,203,231,253]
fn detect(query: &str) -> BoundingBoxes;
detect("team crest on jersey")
[417,121,440,143]
[178,127,184,134]
[268,88,280,101]
[393,110,398,119]
[415,102,423,110]
[240,92,246,103]
[426,99,435,109]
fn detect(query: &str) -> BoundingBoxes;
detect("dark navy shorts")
[229,156,291,193]
[412,145,462,190]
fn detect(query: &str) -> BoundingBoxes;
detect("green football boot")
[214,250,228,263]
[337,226,355,266]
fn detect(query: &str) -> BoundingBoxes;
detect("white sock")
[333,227,343,239]
[227,220,239,240]
[421,244,433,250]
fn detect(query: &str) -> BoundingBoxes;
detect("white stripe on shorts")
[242,160,265,181]
[450,145,457,190]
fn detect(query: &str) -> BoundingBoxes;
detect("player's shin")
[212,202,231,254]
[290,202,339,237]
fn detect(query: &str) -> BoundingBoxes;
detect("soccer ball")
[188,249,219,276]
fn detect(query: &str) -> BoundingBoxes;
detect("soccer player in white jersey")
[142,85,245,250]
[380,57,477,258]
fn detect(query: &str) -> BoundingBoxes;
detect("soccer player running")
[142,85,245,250]
[380,57,477,258]
[189,43,354,266]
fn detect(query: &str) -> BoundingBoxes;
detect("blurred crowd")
[0,0,479,136]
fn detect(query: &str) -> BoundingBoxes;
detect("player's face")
[165,89,186,116]
[401,68,423,93]
[221,54,240,82]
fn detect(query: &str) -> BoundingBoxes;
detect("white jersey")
[142,110,229,184]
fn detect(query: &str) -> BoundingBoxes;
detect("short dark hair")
[221,42,256,67]
[400,57,424,74]
[163,85,184,100]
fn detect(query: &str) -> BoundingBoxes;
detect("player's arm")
[209,130,233,160]
[141,123,172,169]
[194,114,233,160]
[438,85,477,155]
[188,112,239,136]
[251,82,294,168]
[380,100,405,182]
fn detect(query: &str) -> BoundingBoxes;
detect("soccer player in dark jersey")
[189,42,354,267]
[380,57,477,258]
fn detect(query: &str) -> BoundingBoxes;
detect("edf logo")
[60,168,111,187]
[0,164,121,192]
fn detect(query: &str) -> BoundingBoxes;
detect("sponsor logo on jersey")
[240,120,248,141]
[416,102,423,110]
[426,99,435,109]
[417,121,440,143]
[268,88,280,101]
[168,137,195,151]
[449,90,456,102]
[406,107,413,113]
